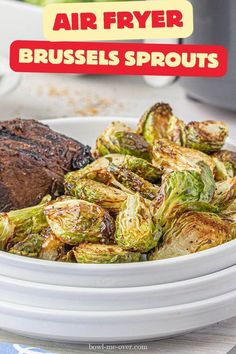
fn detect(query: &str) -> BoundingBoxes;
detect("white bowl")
[1,289,236,343]
[0,117,235,288]
[1,263,236,311]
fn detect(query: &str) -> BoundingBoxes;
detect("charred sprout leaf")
[65,178,127,213]
[213,178,236,211]
[39,228,68,261]
[60,250,76,263]
[185,121,228,153]
[105,154,162,182]
[0,214,15,250]
[3,195,51,246]
[96,122,152,160]
[152,139,215,174]
[166,115,186,146]
[107,164,160,200]
[44,198,115,245]
[115,194,161,253]
[149,211,234,260]
[96,121,132,156]
[137,103,174,145]
[213,157,234,181]
[9,233,45,258]
[152,168,216,229]
[212,150,236,177]
[73,243,141,264]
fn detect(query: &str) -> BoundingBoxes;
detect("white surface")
[0,0,43,57]
[1,289,236,343]
[1,262,236,312]
[0,117,235,290]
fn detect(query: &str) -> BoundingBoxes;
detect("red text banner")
[10,41,227,77]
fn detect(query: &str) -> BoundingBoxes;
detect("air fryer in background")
[180,0,236,111]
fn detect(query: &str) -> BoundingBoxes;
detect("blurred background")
[0,0,235,136]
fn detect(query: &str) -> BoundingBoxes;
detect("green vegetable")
[152,139,215,174]
[107,163,160,200]
[44,198,115,245]
[96,121,152,161]
[149,211,234,260]
[9,233,45,258]
[65,178,128,213]
[115,193,161,253]
[73,243,141,264]
[152,166,216,229]
[137,103,175,145]
[185,121,228,153]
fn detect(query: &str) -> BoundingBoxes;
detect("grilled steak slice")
[0,118,94,211]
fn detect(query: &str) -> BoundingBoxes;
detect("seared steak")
[0,118,93,211]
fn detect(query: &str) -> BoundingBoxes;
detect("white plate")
[1,262,236,311]
[1,289,236,343]
[0,117,235,288]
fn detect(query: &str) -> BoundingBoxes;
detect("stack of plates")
[0,117,236,343]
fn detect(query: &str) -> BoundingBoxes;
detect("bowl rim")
[1,259,236,293]
[1,116,235,271]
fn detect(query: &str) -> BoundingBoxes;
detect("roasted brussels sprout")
[0,195,51,249]
[107,164,160,200]
[39,228,68,261]
[185,121,228,153]
[213,157,233,181]
[96,122,152,160]
[65,178,128,213]
[213,178,236,210]
[149,211,234,260]
[115,194,161,253]
[152,139,215,174]
[166,115,186,146]
[44,198,115,245]
[105,154,162,182]
[152,166,216,229]
[212,150,236,177]
[9,233,45,258]
[137,103,175,145]
[73,243,141,264]
[0,214,15,250]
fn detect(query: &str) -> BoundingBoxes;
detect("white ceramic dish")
[0,117,235,288]
[1,289,236,343]
[1,263,236,311]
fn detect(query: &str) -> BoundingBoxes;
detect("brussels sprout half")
[185,121,228,153]
[96,121,152,161]
[152,139,215,174]
[115,193,161,253]
[65,178,128,213]
[44,198,115,245]
[152,166,216,229]
[73,243,141,264]
[149,211,234,260]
